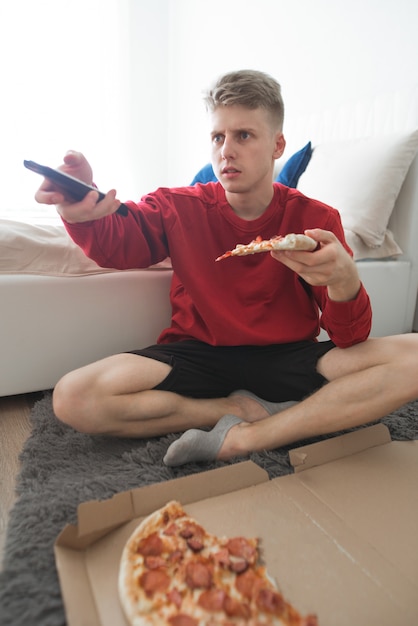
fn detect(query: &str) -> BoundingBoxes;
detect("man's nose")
[221,136,235,160]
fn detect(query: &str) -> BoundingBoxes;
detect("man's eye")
[240,131,250,140]
[213,135,223,143]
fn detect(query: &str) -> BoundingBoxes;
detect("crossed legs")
[164,334,418,465]
[52,334,418,465]
[52,350,298,437]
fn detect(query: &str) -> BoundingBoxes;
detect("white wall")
[157,0,418,188]
[124,1,170,195]
[3,0,417,214]
[1,0,140,217]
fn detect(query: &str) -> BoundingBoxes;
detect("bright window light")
[0,0,130,223]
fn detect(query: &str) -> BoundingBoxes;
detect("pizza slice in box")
[118,500,318,625]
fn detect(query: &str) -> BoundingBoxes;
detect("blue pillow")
[190,163,217,185]
[275,141,312,187]
[190,141,312,187]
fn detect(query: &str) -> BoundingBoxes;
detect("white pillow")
[297,130,418,248]
[344,228,402,261]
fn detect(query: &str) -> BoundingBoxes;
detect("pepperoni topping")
[136,532,164,557]
[185,561,213,589]
[167,587,183,609]
[226,537,257,563]
[223,595,251,619]
[178,522,206,552]
[167,615,198,626]
[164,522,179,536]
[179,522,205,540]
[139,569,170,597]
[256,587,286,615]
[235,569,260,599]
[186,536,204,552]
[229,557,249,574]
[179,525,195,539]
[213,547,230,568]
[144,555,166,570]
[197,588,226,612]
[168,549,184,566]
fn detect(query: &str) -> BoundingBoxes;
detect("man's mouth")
[221,167,241,176]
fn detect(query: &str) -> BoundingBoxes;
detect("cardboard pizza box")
[54,424,418,626]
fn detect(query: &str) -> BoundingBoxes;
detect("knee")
[52,371,96,433]
[404,332,418,366]
[394,333,418,359]
[386,333,418,380]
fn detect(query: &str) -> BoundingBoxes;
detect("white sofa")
[1,87,418,397]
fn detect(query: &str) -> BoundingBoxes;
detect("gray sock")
[163,414,243,467]
[230,389,298,416]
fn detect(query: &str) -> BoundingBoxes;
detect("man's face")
[209,105,285,195]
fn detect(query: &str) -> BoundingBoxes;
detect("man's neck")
[225,187,275,221]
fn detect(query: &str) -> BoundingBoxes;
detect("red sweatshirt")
[63,182,372,348]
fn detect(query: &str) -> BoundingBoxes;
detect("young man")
[35,70,418,467]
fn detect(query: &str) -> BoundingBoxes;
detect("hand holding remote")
[25,152,128,219]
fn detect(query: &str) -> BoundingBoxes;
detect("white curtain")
[0,0,132,222]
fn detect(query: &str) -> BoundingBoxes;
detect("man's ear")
[273,133,286,159]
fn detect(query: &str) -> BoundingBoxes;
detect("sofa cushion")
[275,141,312,187]
[190,163,217,185]
[297,130,418,249]
[191,142,312,188]
[344,228,401,261]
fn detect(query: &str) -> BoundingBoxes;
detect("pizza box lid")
[54,424,418,626]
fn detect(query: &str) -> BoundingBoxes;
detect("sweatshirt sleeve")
[315,282,372,348]
[305,202,372,348]
[62,198,170,269]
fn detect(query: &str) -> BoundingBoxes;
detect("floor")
[0,393,37,570]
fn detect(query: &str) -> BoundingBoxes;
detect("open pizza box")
[54,423,418,626]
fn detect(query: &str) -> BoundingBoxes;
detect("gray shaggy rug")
[0,392,417,626]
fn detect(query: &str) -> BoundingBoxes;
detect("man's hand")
[34,151,122,223]
[271,228,361,302]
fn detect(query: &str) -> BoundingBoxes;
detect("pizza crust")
[118,501,186,625]
[269,233,317,251]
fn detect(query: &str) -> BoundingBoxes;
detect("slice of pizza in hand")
[215,233,317,262]
[118,500,319,626]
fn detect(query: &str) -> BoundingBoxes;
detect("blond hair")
[204,70,285,131]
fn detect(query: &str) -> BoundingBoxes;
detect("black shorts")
[129,340,335,402]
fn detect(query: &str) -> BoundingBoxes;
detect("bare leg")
[163,334,418,464]
[218,334,418,459]
[52,353,270,437]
